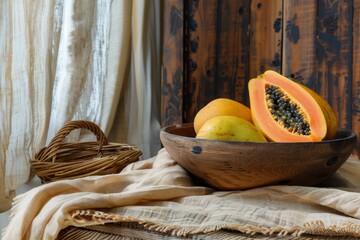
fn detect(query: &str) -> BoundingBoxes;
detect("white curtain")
[0,0,162,212]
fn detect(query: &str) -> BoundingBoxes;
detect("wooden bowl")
[160,123,357,190]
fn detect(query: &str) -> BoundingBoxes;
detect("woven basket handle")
[47,120,108,147]
[40,120,108,162]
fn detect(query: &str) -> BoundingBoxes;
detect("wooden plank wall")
[162,0,184,126]
[183,0,251,117]
[162,0,360,154]
[354,0,360,156]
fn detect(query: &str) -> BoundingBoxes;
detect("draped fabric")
[3,150,360,239]
[0,0,161,213]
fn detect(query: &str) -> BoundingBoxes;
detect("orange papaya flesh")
[248,70,327,142]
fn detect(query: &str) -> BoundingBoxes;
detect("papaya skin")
[248,70,327,142]
[297,84,338,140]
[196,115,267,142]
[193,98,252,134]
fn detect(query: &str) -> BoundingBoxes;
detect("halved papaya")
[248,70,327,142]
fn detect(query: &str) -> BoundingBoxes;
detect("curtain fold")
[108,0,161,158]
[0,0,161,213]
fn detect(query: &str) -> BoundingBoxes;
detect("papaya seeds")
[266,85,311,136]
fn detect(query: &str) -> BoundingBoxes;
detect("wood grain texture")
[162,0,184,126]
[212,0,250,105]
[160,123,356,190]
[282,0,317,88]
[317,0,353,129]
[352,0,360,156]
[184,0,218,122]
[184,0,250,123]
[249,0,283,79]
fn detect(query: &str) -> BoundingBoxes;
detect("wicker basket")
[30,120,142,183]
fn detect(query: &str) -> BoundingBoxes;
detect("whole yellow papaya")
[196,115,267,142]
[193,98,252,134]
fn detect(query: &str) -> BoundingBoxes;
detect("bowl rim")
[160,123,357,145]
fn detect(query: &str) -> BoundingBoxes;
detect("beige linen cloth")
[2,148,360,239]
